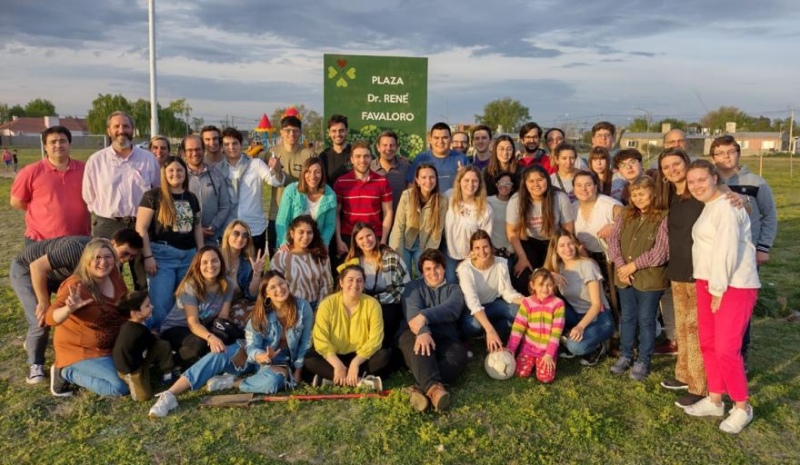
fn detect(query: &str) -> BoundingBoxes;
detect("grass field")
[0,148,798,464]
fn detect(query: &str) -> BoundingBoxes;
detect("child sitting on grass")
[112,291,175,401]
[506,269,565,383]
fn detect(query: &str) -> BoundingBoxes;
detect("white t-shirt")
[573,194,622,253]
[505,191,575,240]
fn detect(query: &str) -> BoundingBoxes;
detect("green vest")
[615,211,668,291]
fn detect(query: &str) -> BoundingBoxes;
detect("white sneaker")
[27,364,46,385]
[358,375,383,392]
[720,406,753,434]
[206,373,236,392]
[148,391,178,418]
[683,396,725,417]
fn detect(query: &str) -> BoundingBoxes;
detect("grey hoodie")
[723,165,777,253]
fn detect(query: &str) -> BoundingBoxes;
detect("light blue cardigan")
[274,182,337,247]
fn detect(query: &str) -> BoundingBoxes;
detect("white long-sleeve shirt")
[445,201,493,260]
[692,195,760,297]
[457,257,522,315]
[223,154,284,236]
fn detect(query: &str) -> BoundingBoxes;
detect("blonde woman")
[444,165,492,283]
[135,156,203,328]
[46,239,129,397]
[220,220,265,329]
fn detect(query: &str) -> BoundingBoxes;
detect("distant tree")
[475,98,530,134]
[24,98,57,117]
[86,94,132,134]
[627,116,651,132]
[0,103,9,123]
[191,117,205,133]
[700,106,753,133]
[749,116,772,132]
[271,104,323,142]
[9,104,26,119]
[130,99,152,138]
[656,118,689,131]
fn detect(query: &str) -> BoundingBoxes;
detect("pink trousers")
[695,280,757,402]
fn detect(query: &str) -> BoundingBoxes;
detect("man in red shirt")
[333,140,393,257]
[11,126,90,244]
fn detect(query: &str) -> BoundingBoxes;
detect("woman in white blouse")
[444,166,492,284]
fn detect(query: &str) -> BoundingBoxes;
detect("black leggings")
[303,349,392,382]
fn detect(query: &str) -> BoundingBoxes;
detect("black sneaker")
[580,343,607,367]
[50,364,73,397]
[660,378,689,390]
[674,393,705,409]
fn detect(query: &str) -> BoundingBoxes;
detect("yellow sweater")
[312,292,383,359]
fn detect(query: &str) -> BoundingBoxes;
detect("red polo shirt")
[11,158,90,240]
[333,171,393,238]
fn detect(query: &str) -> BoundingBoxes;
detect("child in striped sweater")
[506,269,565,383]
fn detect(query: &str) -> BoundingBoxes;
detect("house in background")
[0,116,89,137]
[620,122,785,161]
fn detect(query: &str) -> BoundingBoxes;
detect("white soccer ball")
[484,350,516,380]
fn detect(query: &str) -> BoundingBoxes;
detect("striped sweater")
[507,294,565,358]
[269,250,333,307]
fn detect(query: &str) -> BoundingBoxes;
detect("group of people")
[9,111,776,433]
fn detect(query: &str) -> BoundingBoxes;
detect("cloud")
[562,62,590,68]
[629,51,656,57]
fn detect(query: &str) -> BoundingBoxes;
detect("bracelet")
[143,255,153,260]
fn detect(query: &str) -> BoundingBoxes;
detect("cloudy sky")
[2,0,798,131]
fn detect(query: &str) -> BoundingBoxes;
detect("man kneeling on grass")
[397,249,468,412]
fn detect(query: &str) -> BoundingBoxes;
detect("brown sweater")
[46,272,128,368]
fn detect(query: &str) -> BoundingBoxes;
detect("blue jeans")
[400,238,422,279]
[239,354,291,394]
[563,305,614,356]
[182,342,249,390]
[461,298,519,340]
[148,242,196,329]
[618,287,663,365]
[62,356,129,397]
[10,260,54,365]
[444,254,462,285]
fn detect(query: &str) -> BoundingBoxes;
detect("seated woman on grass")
[457,230,523,352]
[345,222,409,347]
[46,239,129,397]
[270,215,333,310]
[543,231,613,367]
[303,264,390,386]
[220,220,264,330]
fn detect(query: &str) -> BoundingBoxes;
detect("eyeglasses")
[282,128,301,134]
[231,230,250,239]
[547,137,564,143]
[618,160,639,169]
[594,133,613,140]
[522,136,540,141]
[713,149,738,158]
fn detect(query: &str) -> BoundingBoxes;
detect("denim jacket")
[244,298,313,369]
[235,258,257,302]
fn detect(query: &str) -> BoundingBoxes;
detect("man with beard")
[370,129,410,211]
[334,140,393,256]
[82,111,160,289]
[201,125,224,167]
[319,114,352,186]
[182,135,231,245]
[517,122,552,172]
[451,131,470,155]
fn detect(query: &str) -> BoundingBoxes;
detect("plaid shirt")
[364,249,410,304]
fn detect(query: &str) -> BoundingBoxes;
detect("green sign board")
[323,54,428,157]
